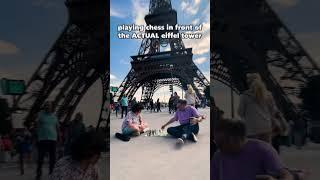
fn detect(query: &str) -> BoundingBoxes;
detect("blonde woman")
[238,73,278,143]
[184,84,199,107]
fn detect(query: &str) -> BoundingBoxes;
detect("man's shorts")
[122,127,135,135]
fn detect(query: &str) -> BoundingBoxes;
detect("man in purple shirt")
[212,119,293,180]
[161,99,206,145]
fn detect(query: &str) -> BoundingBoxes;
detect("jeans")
[293,131,304,147]
[122,127,136,135]
[121,106,128,118]
[167,123,199,139]
[272,135,281,153]
[36,140,56,176]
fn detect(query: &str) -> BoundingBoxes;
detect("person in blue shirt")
[120,95,129,118]
[36,101,59,180]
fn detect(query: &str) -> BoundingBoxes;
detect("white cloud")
[111,7,127,18]
[183,2,210,56]
[296,32,320,66]
[194,57,207,64]
[32,0,57,8]
[133,87,142,100]
[184,26,210,55]
[192,18,200,25]
[0,40,19,55]
[180,0,202,15]
[0,69,24,81]
[110,80,122,87]
[110,74,123,88]
[268,0,299,8]
[203,71,210,82]
[120,59,130,65]
[163,46,171,52]
[110,74,117,80]
[181,1,188,11]
[131,0,149,26]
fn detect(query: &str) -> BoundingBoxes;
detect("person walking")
[64,112,86,156]
[16,128,32,175]
[149,99,154,113]
[168,94,174,114]
[238,73,283,144]
[185,85,199,108]
[292,117,306,149]
[60,116,72,156]
[156,98,161,112]
[110,93,114,112]
[36,101,59,180]
[172,92,180,112]
[131,97,137,108]
[120,95,129,118]
[114,102,120,117]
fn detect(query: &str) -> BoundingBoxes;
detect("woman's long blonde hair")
[247,73,268,104]
[187,84,195,94]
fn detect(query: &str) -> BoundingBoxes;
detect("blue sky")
[110,0,210,101]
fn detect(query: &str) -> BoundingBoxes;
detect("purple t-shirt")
[211,139,284,180]
[174,106,200,125]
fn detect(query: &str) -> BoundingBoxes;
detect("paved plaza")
[0,154,109,180]
[110,107,211,180]
[281,143,320,180]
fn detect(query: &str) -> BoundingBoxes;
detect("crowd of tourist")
[0,101,105,180]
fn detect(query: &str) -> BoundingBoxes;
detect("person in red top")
[1,135,13,151]
[0,136,3,151]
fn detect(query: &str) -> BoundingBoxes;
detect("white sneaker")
[190,133,198,142]
[176,138,184,145]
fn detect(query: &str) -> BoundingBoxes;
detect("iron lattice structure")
[116,0,209,102]
[211,0,320,121]
[13,0,109,128]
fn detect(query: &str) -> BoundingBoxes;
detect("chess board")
[144,129,168,137]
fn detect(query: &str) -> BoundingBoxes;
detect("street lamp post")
[170,64,174,96]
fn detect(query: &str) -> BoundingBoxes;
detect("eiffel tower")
[115,0,209,101]
[211,0,320,122]
[12,0,109,128]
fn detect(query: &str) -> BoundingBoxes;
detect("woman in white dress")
[238,73,279,143]
[184,84,199,107]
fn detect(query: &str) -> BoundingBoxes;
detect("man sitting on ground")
[212,118,294,180]
[161,99,206,145]
[121,103,148,136]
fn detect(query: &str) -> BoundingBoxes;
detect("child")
[114,102,120,117]
[16,129,32,175]
[121,103,148,136]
